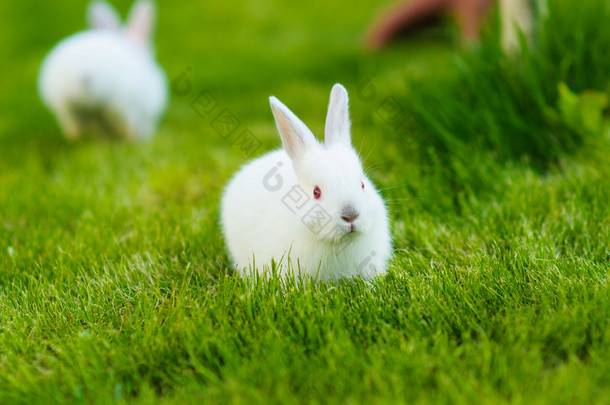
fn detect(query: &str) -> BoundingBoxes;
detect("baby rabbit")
[38,1,168,140]
[221,84,392,280]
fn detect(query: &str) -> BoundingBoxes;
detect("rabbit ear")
[87,1,121,30]
[270,96,318,162]
[324,84,351,146]
[126,0,156,45]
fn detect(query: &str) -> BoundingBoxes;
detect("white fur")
[221,84,392,281]
[38,0,167,140]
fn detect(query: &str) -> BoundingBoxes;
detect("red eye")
[313,186,321,199]
[361,181,365,190]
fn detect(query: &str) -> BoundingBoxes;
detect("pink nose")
[341,205,359,223]
[341,213,359,223]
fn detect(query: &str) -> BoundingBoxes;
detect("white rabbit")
[38,0,168,140]
[221,84,392,281]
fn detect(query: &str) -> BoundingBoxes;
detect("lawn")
[0,0,609,403]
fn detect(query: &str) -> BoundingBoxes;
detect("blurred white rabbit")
[38,0,168,140]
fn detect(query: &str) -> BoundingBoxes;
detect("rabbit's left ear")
[126,0,156,45]
[324,84,351,146]
[270,96,318,163]
[88,1,121,30]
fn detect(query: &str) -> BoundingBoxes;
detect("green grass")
[396,0,610,188]
[1,0,609,403]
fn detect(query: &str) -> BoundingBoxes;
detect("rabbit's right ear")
[88,1,121,30]
[126,0,156,46]
[270,97,317,162]
[325,84,351,146]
